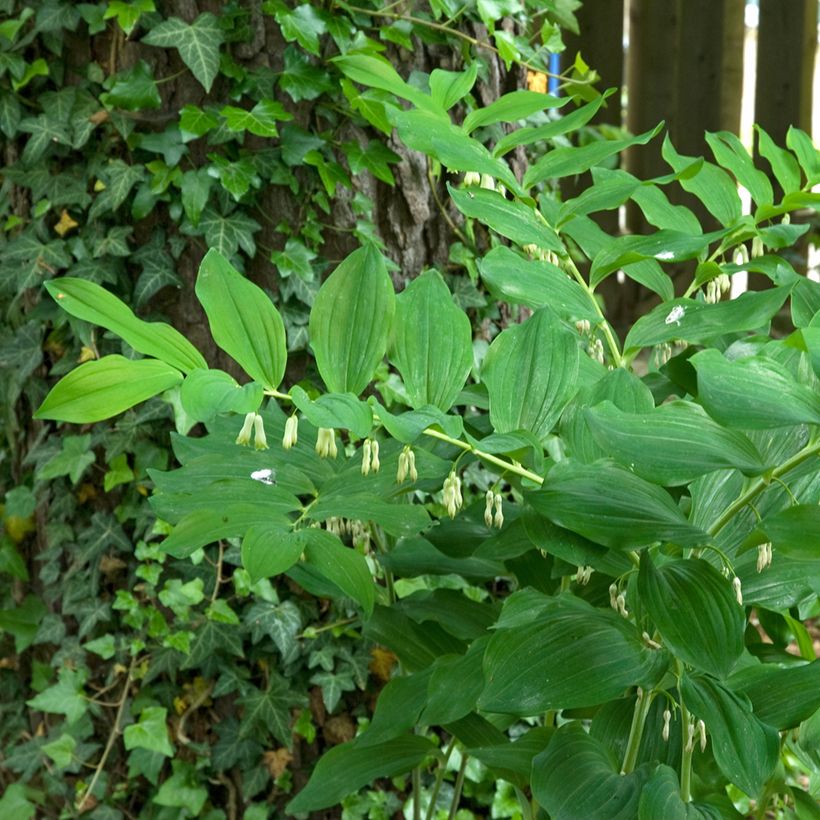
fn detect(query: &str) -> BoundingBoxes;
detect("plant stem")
[621,688,654,773]
[412,766,422,820]
[76,656,137,811]
[447,750,469,820]
[708,439,820,537]
[425,737,457,820]
[514,786,534,820]
[679,700,693,802]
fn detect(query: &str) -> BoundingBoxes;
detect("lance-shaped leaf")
[35,355,182,423]
[528,460,708,549]
[286,734,436,813]
[730,661,820,729]
[742,504,820,560]
[179,369,262,422]
[389,269,472,411]
[448,184,562,252]
[481,307,579,440]
[691,349,820,429]
[754,125,801,196]
[429,63,478,110]
[624,287,790,353]
[462,89,564,133]
[638,765,723,820]
[585,401,767,485]
[705,131,773,207]
[680,674,779,798]
[195,249,287,391]
[309,245,395,396]
[478,245,596,320]
[532,725,653,820]
[44,278,205,373]
[241,525,306,585]
[638,554,744,678]
[480,600,667,715]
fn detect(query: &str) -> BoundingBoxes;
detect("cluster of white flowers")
[282,414,298,449]
[483,490,504,529]
[574,319,591,336]
[360,439,380,476]
[589,337,605,365]
[522,243,561,266]
[396,445,418,483]
[704,274,730,304]
[757,541,773,572]
[442,470,463,518]
[315,427,337,459]
[235,412,268,451]
[575,565,593,585]
[732,576,743,606]
[609,583,629,618]
[325,517,370,548]
[685,718,708,753]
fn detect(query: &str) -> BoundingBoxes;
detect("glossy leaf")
[680,673,779,797]
[482,307,579,440]
[301,529,375,617]
[691,350,820,429]
[742,504,820,559]
[389,269,472,411]
[45,278,205,373]
[290,386,373,438]
[585,401,767,485]
[462,89,563,133]
[179,369,262,422]
[429,63,478,110]
[309,245,395,395]
[286,734,436,813]
[195,249,287,391]
[35,355,182,423]
[529,460,708,549]
[705,131,773,207]
[786,126,819,185]
[480,597,667,714]
[449,184,562,251]
[624,287,790,353]
[638,554,744,678]
[241,526,305,585]
[531,724,653,820]
[754,125,801,195]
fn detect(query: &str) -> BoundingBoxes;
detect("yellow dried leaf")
[54,209,79,237]
[78,346,96,363]
[527,70,548,94]
[369,646,397,681]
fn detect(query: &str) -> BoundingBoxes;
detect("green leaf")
[179,104,218,139]
[286,734,436,813]
[195,249,287,391]
[742,505,820,559]
[462,89,564,134]
[370,401,464,444]
[429,63,479,110]
[389,270,472,411]
[524,124,663,188]
[692,349,820,429]
[0,784,35,820]
[290,386,373,438]
[481,307,579,439]
[309,245,395,395]
[241,526,307,585]
[639,554,744,678]
[477,246,594,322]
[448,184,562,252]
[309,492,430,539]
[532,724,652,820]
[528,460,708,549]
[754,126,801,195]
[271,237,317,280]
[42,733,77,769]
[639,765,723,820]
[101,60,161,110]
[421,641,486,725]
[220,100,292,138]
[238,676,306,747]
[35,356,182,423]
[662,136,742,226]
[301,529,375,617]
[680,673,779,797]
[154,760,208,814]
[35,434,95,484]
[786,126,819,186]
[267,1,327,56]
[124,706,174,757]
[194,207,261,257]
[179,368,263,422]
[27,666,88,724]
[142,13,224,92]
[584,401,767,485]
[558,167,642,224]
[44,277,205,373]
[705,131,773,207]
[480,598,667,714]
[624,287,791,353]
[731,661,820,729]
[0,594,46,652]
[494,93,609,157]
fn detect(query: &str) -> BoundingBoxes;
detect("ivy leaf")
[179,104,218,139]
[143,13,224,92]
[342,140,400,185]
[266,1,327,56]
[220,100,292,138]
[100,60,161,111]
[310,670,356,713]
[278,45,334,102]
[271,238,316,280]
[26,666,88,724]
[183,620,244,669]
[239,676,308,747]
[88,159,145,220]
[244,600,302,662]
[193,207,261,257]
[123,706,174,757]
[41,734,77,769]
[35,434,96,483]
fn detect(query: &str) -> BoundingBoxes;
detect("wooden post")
[755,0,817,146]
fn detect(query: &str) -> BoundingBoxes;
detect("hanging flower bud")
[577,565,593,585]
[396,449,408,483]
[609,583,619,610]
[705,280,719,304]
[734,244,749,266]
[642,631,661,650]
[316,427,337,459]
[407,448,417,482]
[732,576,743,606]
[616,593,629,618]
[756,542,773,573]
[443,470,462,518]
[361,439,372,476]
[463,171,481,187]
[484,490,494,527]
[235,412,255,446]
[781,212,790,225]
[522,243,539,258]
[717,273,731,294]
[479,173,495,191]
[662,709,671,742]
[697,719,707,752]
[370,440,380,473]
[493,492,504,529]
[282,414,299,449]
[252,413,269,450]
[751,235,764,258]
[575,319,591,335]
[685,720,696,753]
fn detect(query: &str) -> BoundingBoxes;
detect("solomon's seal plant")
[34,61,820,819]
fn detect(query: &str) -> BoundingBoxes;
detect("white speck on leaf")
[665,305,685,326]
[250,468,275,485]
